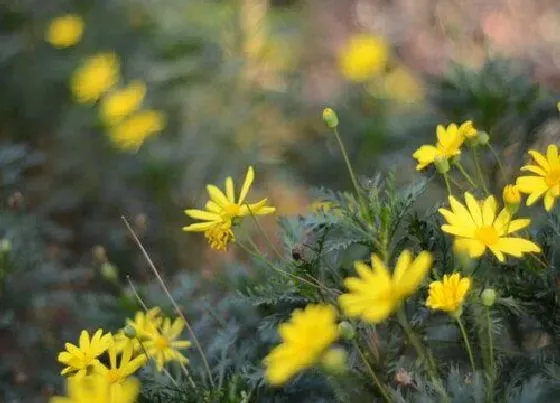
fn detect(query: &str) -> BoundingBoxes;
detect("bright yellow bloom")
[114,307,163,353]
[143,317,192,371]
[57,329,112,378]
[503,184,521,205]
[426,273,471,317]
[516,145,560,211]
[439,192,540,262]
[264,304,339,386]
[46,14,84,48]
[183,166,275,250]
[339,250,432,324]
[108,110,165,151]
[71,53,119,104]
[97,340,146,386]
[50,375,139,403]
[413,124,465,171]
[383,66,424,103]
[458,120,478,140]
[100,81,146,125]
[339,34,389,82]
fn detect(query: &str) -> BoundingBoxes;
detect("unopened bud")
[320,348,348,375]
[100,263,118,282]
[123,324,137,339]
[481,288,497,307]
[434,156,450,174]
[322,108,339,129]
[338,321,355,341]
[0,239,12,253]
[477,132,490,146]
[502,184,520,214]
[93,246,107,262]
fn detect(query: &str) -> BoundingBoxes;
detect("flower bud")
[434,156,450,174]
[477,132,490,146]
[320,348,348,375]
[100,262,118,282]
[481,288,497,307]
[338,321,355,341]
[503,184,520,214]
[322,108,339,129]
[0,239,12,253]
[123,324,137,339]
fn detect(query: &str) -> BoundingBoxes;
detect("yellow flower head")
[50,375,139,403]
[439,192,540,262]
[46,14,84,48]
[413,123,465,171]
[96,339,146,386]
[383,66,424,103]
[100,81,147,125]
[115,307,163,353]
[57,329,112,378]
[339,34,389,82]
[108,109,166,151]
[71,53,119,104]
[426,273,471,317]
[339,250,432,324]
[516,145,560,211]
[183,166,275,250]
[503,184,521,205]
[458,120,478,140]
[264,304,339,386]
[143,317,192,372]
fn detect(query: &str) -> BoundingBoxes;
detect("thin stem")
[122,217,215,389]
[487,143,505,176]
[352,341,392,402]
[457,316,476,373]
[245,202,283,260]
[472,147,490,194]
[486,307,494,400]
[442,172,453,195]
[455,161,477,189]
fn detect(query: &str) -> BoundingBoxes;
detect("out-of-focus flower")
[100,81,146,125]
[383,66,424,103]
[57,329,111,378]
[71,53,119,104]
[264,304,339,385]
[426,273,471,317]
[458,120,478,140]
[516,145,560,211]
[96,340,146,385]
[108,110,165,151]
[339,250,432,323]
[339,34,389,82]
[50,375,139,403]
[142,317,191,371]
[46,14,84,48]
[439,192,540,262]
[413,124,465,171]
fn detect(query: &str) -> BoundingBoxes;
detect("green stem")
[457,316,476,373]
[486,307,494,401]
[472,147,490,194]
[442,172,453,195]
[245,202,283,260]
[455,161,477,189]
[352,341,393,402]
[487,143,505,176]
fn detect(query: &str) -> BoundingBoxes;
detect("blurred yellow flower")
[50,375,139,403]
[339,34,389,82]
[46,14,84,48]
[100,81,146,125]
[264,304,339,386]
[383,67,424,103]
[71,53,119,104]
[96,340,146,385]
[516,145,560,212]
[413,123,465,171]
[57,329,111,378]
[339,250,432,324]
[108,110,165,151]
[458,120,478,140]
[426,273,471,317]
[143,317,192,371]
[439,192,540,262]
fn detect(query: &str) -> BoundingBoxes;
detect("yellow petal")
[412,145,437,170]
[546,144,558,166]
[481,196,497,226]
[464,192,483,227]
[238,166,255,204]
[528,150,550,171]
[206,184,230,207]
[507,219,530,234]
[495,237,541,257]
[544,190,557,211]
[396,251,432,297]
[182,222,216,232]
[184,209,221,221]
[226,177,235,203]
[520,164,547,176]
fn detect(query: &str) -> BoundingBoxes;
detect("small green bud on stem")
[322,108,339,129]
[481,288,497,307]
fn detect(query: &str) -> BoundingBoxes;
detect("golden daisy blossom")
[71,53,119,104]
[439,192,540,262]
[100,81,147,125]
[96,340,146,385]
[46,14,84,48]
[50,375,139,403]
[516,144,560,212]
[339,250,433,324]
[383,66,424,103]
[339,34,389,82]
[143,317,192,372]
[57,329,112,378]
[426,273,471,317]
[264,304,339,386]
[108,109,166,151]
[413,123,465,171]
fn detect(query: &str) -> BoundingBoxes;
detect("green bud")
[100,262,118,282]
[322,108,339,129]
[477,132,490,146]
[434,156,450,174]
[0,239,12,253]
[320,348,348,375]
[338,321,355,341]
[123,324,137,339]
[481,288,497,307]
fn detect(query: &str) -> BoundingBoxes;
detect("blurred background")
[1,0,560,401]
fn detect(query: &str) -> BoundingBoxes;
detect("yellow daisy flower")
[413,123,465,171]
[46,14,84,48]
[339,250,432,324]
[339,34,389,82]
[96,340,146,386]
[439,192,540,262]
[264,304,339,386]
[114,307,163,353]
[71,53,119,104]
[108,109,166,151]
[57,329,112,378]
[516,144,560,211]
[143,317,192,371]
[426,273,471,317]
[100,81,147,125]
[50,375,139,403]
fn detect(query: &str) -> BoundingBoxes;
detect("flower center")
[545,167,560,187]
[154,335,169,351]
[204,224,235,251]
[107,369,121,383]
[475,226,499,247]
